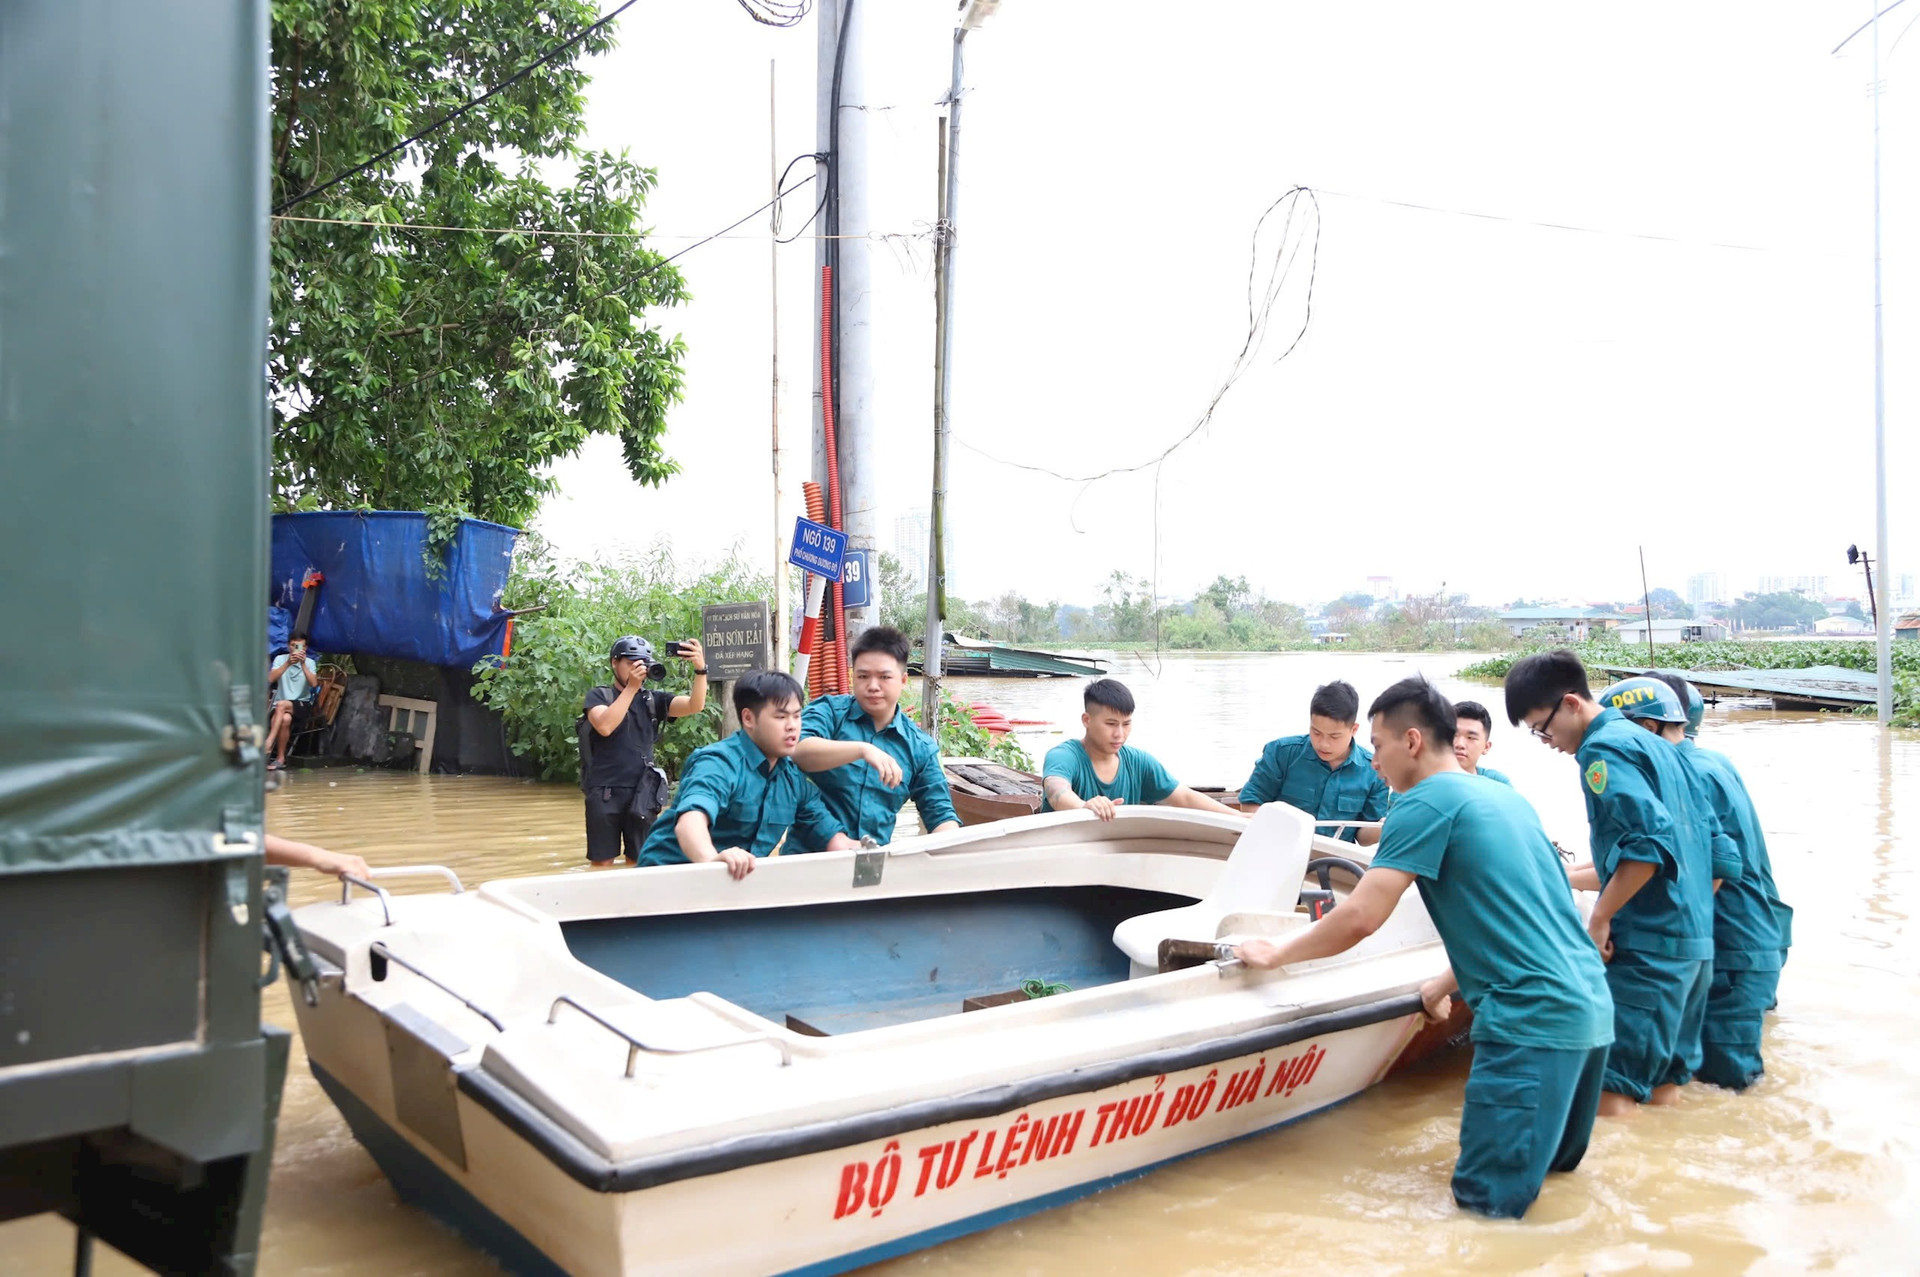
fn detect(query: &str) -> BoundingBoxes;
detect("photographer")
[581,635,707,867]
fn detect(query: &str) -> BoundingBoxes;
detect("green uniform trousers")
[1601,949,1711,1101]
[1453,1039,1610,1219]
[1697,964,1778,1092]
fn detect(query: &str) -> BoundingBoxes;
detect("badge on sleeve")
[1584,760,1608,795]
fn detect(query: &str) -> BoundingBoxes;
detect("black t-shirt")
[582,685,676,789]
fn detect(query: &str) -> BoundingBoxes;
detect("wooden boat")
[286,805,1451,1276]
[943,760,1240,826]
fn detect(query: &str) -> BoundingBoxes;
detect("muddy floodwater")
[4,652,1916,1274]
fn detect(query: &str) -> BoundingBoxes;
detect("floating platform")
[1598,664,1876,711]
[912,635,1106,679]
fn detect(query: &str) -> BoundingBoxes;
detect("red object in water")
[968,702,1013,736]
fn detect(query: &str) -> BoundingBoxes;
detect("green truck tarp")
[0,2,286,1272]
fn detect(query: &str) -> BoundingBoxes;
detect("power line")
[271,212,899,242]
[284,169,821,427]
[274,0,644,215]
[735,0,812,27]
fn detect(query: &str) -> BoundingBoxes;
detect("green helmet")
[1650,668,1705,737]
[1597,677,1688,725]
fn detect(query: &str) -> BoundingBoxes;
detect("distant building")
[1498,606,1631,640]
[1365,575,1398,602]
[1686,572,1727,608]
[1895,613,1920,642]
[1617,618,1730,644]
[1812,615,1873,636]
[1896,575,1916,607]
[1756,574,1829,598]
[891,509,931,594]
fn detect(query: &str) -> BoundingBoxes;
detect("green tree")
[270,1,687,528]
[878,553,925,639]
[1197,574,1252,617]
[1646,587,1692,619]
[1728,591,1827,632]
[1844,599,1867,621]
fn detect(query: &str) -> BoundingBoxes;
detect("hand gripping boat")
[288,803,1455,1276]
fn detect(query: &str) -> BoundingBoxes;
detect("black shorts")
[584,786,656,863]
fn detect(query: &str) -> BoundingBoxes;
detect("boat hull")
[299,990,1422,1276]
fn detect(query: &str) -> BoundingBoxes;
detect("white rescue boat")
[287,804,1456,1276]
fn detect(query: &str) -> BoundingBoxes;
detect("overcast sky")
[530,1,1917,609]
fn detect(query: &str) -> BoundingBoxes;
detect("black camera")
[666,640,695,659]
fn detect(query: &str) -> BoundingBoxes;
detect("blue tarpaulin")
[270,512,521,668]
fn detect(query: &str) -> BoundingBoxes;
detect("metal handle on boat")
[366,864,465,894]
[339,875,394,926]
[368,942,505,1032]
[547,995,794,1076]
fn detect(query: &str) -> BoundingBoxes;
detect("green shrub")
[473,541,772,781]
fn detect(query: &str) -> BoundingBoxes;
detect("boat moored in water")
[287,804,1452,1276]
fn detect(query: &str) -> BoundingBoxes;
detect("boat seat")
[1112,802,1315,972]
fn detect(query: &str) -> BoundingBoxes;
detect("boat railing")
[340,865,467,924]
[547,995,794,1076]
[367,941,505,1033]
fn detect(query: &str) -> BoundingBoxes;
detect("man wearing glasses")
[1503,649,1717,1118]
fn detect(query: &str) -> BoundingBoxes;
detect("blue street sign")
[840,549,871,608]
[788,516,847,581]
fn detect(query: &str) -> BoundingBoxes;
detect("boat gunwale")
[450,991,1424,1194]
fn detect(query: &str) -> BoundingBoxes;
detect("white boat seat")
[1112,802,1316,971]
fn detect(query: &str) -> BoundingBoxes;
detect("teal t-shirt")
[1473,765,1513,787]
[1039,740,1177,811]
[1237,734,1389,843]
[1371,771,1613,1051]
[1682,740,1790,967]
[800,694,960,844]
[1575,708,1716,961]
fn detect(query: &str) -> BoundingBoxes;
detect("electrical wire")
[734,0,812,27]
[955,185,1322,674]
[274,0,643,214]
[284,168,821,427]
[1833,0,1911,55]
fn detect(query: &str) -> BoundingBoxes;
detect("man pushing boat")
[1235,676,1613,1220]
[636,671,858,877]
[793,625,962,843]
[1040,678,1241,821]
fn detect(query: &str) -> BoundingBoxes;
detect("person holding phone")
[265,636,317,771]
[581,635,707,867]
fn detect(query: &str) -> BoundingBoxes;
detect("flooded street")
[5,652,1916,1275]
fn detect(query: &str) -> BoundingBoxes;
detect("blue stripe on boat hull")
[313,1058,1359,1277]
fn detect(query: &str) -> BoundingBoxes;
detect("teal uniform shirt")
[800,694,960,844]
[1680,740,1788,967]
[1237,734,1390,843]
[637,732,845,865]
[1473,765,1513,787]
[1575,708,1716,961]
[1039,740,1177,811]
[1372,772,1613,1051]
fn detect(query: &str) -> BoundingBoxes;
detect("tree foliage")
[270,0,687,528]
[1727,591,1828,633]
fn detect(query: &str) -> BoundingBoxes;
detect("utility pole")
[812,0,876,645]
[770,59,789,672]
[1870,0,1893,721]
[922,0,995,728]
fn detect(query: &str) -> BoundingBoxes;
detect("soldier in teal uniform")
[1041,679,1240,820]
[1647,671,1790,1087]
[1450,700,1513,786]
[794,626,960,844]
[1236,680,1392,843]
[1237,677,1612,1219]
[1505,652,1719,1116]
[637,671,858,877]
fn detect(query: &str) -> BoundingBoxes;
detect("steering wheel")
[1304,855,1369,892]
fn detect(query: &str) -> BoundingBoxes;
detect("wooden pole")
[1638,545,1656,664]
[921,112,951,731]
